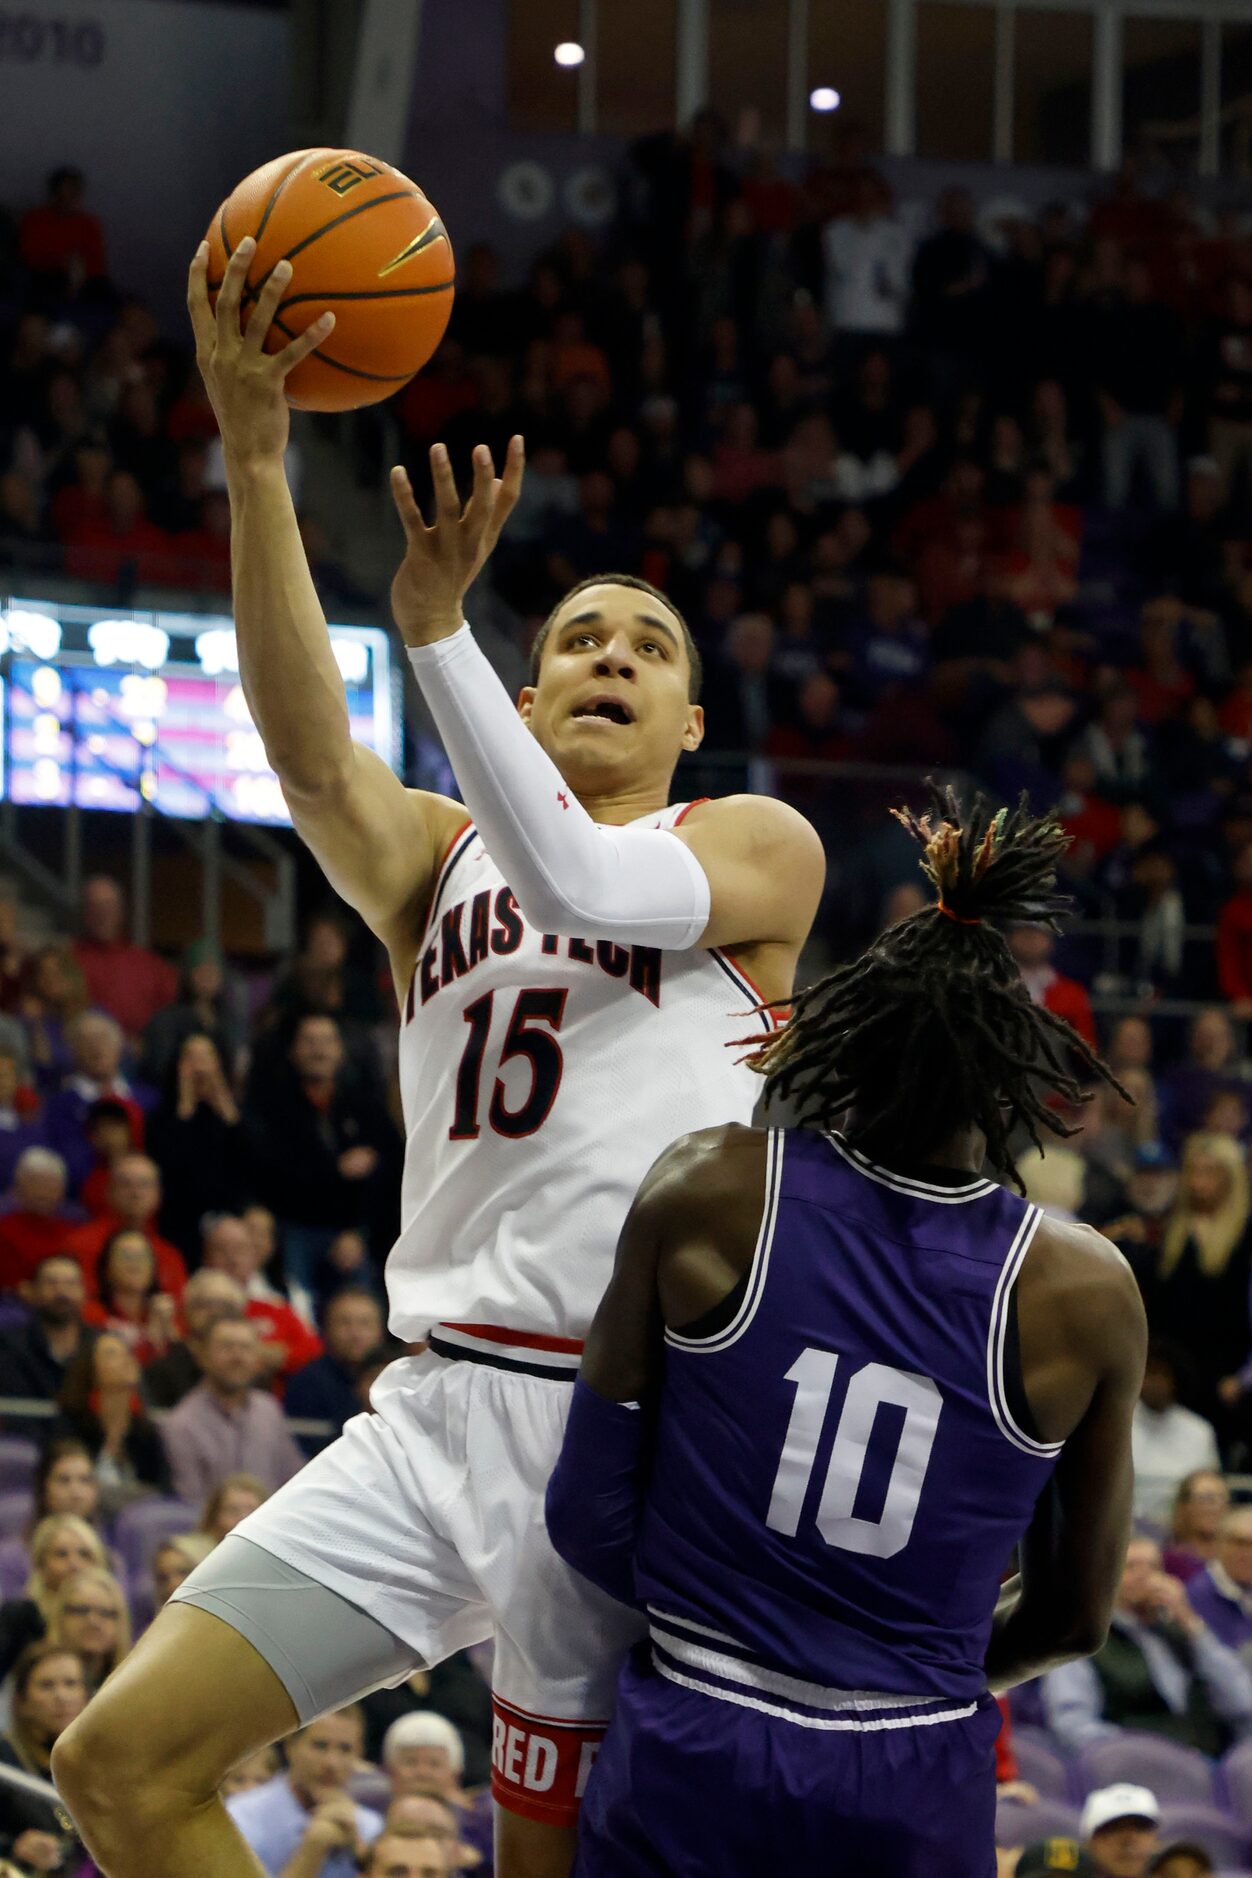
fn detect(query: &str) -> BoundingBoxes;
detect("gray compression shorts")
[171,1533,423,1724]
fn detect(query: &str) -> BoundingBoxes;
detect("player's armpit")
[581,1124,763,1406]
[578,1142,674,1408]
[282,743,466,982]
[673,795,826,950]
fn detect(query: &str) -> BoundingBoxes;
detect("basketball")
[204,148,454,412]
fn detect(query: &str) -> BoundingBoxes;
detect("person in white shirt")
[1132,1344,1221,1526]
[1043,1537,1252,1757]
[227,1706,381,1878]
[821,172,912,341]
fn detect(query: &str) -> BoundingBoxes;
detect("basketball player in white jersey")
[55,240,824,1878]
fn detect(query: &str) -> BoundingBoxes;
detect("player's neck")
[848,1116,987,1178]
[575,779,672,826]
[917,1125,987,1176]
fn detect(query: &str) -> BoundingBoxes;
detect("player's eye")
[640,640,666,657]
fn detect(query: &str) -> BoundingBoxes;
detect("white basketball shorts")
[198,1343,645,1825]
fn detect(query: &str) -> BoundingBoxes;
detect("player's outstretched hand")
[187,236,335,470]
[389,436,525,647]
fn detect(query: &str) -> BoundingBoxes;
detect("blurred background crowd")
[10,23,1252,1876]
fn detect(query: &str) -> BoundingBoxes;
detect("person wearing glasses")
[44,1569,130,1693]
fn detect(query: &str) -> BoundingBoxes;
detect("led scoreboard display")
[0,599,401,826]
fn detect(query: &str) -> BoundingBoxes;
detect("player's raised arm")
[391,450,824,957]
[186,239,463,974]
[985,1219,1148,1693]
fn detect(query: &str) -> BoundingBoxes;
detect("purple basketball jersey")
[634,1127,1062,1704]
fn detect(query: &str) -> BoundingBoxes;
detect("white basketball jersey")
[387,802,773,1343]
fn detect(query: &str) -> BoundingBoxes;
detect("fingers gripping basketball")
[204,148,455,412]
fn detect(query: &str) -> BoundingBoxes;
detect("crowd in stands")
[9,121,1252,1877]
[0,873,488,1875]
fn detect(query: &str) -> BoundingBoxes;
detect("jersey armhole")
[987,1205,1065,1459]
[1002,1284,1045,1447]
[670,1267,751,1342]
[664,1128,783,1355]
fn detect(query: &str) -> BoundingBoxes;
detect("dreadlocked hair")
[745,784,1127,1190]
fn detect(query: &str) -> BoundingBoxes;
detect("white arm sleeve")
[407,625,711,949]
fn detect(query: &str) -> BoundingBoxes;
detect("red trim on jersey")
[437,816,474,874]
[714,947,789,1030]
[491,1694,609,1824]
[417,820,476,953]
[672,796,711,826]
[441,1321,585,1355]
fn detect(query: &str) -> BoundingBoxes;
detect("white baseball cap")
[1081,1784,1160,1837]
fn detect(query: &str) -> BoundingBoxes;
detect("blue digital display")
[0,598,400,826]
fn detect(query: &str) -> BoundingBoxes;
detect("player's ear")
[682,704,704,753]
[517,686,536,724]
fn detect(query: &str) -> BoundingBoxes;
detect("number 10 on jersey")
[766,1350,943,1560]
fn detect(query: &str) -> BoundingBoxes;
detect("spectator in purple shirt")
[1158,1008,1246,1152]
[159,1314,302,1504]
[1185,1505,1252,1657]
[41,1011,153,1192]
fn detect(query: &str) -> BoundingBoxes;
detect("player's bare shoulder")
[636,1122,765,1218]
[638,1125,769,1325]
[1022,1213,1144,1331]
[672,794,826,956]
[1015,1210,1148,1444]
[678,793,826,875]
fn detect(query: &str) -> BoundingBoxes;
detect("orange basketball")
[205,148,454,412]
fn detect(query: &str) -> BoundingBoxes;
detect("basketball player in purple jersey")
[547,792,1149,1878]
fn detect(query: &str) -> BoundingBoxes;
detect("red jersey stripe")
[440,1321,586,1355]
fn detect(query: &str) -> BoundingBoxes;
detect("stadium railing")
[0,1395,336,1442]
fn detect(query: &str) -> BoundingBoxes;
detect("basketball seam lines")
[253,150,319,253]
[277,188,421,267]
[276,284,455,307]
[269,314,416,382]
[237,185,427,312]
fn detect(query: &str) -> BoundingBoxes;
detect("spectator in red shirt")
[711,404,780,504]
[766,673,853,765]
[198,1213,322,1389]
[1058,750,1123,872]
[1220,659,1252,742]
[51,436,113,544]
[18,168,107,297]
[1218,843,1252,1016]
[0,1148,80,1292]
[171,490,233,592]
[78,1098,142,1218]
[164,368,220,446]
[64,1154,187,1304]
[549,311,612,398]
[398,338,477,447]
[1006,922,1098,1048]
[81,1228,177,1365]
[72,875,177,1041]
[1128,599,1197,727]
[61,470,173,588]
